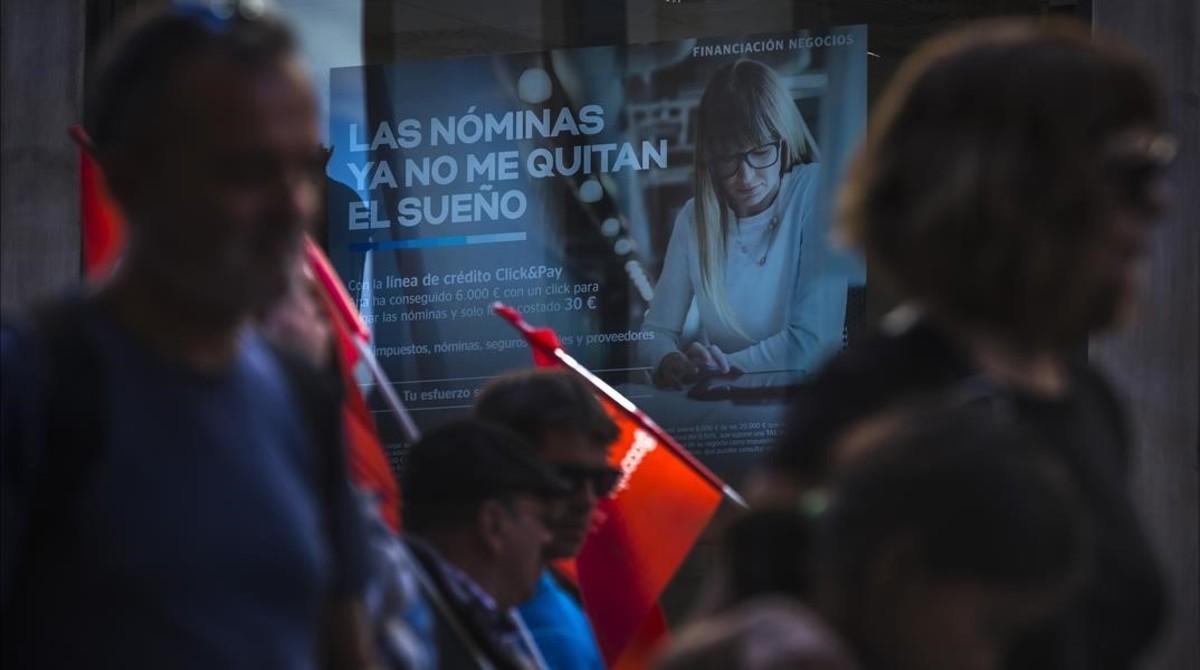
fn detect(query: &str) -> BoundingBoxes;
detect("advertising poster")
[327,26,867,481]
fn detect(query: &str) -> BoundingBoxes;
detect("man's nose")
[272,168,320,230]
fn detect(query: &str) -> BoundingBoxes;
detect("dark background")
[3,2,1194,668]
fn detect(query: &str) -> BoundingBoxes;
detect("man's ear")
[477,499,508,556]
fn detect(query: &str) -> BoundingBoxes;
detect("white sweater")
[639,163,847,373]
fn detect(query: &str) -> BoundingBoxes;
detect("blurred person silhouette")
[762,18,1173,669]
[640,59,846,387]
[703,504,816,612]
[655,597,857,670]
[815,405,1092,670]
[659,511,853,670]
[259,258,432,669]
[1,5,374,668]
[399,419,572,670]
[259,254,334,370]
[661,403,1090,670]
[474,368,621,670]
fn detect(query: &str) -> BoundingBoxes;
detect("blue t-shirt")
[518,570,604,670]
[1,305,364,668]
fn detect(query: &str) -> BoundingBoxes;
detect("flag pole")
[493,302,748,509]
[305,238,421,444]
[354,338,422,444]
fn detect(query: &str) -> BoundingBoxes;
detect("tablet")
[686,369,810,403]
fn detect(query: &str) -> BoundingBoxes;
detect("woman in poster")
[641,58,847,388]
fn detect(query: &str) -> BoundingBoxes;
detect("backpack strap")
[268,342,344,508]
[24,297,107,561]
[267,342,369,602]
[1,296,105,622]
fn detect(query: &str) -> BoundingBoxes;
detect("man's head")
[401,419,571,608]
[474,369,620,559]
[86,6,322,327]
[815,406,1091,670]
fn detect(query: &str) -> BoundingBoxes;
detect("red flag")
[494,303,728,665]
[305,239,402,531]
[71,125,124,279]
[611,607,668,670]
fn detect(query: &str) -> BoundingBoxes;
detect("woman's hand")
[654,351,700,389]
[685,341,732,375]
[653,343,733,389]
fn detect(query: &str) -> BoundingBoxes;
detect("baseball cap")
[402,419,573,505]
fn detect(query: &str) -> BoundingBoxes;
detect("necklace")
[733,212,782,266]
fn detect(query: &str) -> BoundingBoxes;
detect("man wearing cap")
[400,419,572,670]
[475,369,620,670]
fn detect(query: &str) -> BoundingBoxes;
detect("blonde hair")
[693,59,814,334]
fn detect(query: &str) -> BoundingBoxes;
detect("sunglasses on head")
[554,464,622,497]
[171,1,269,33]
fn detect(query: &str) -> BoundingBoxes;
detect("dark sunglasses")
[554,464,622,497]
[1101,132,1177,207]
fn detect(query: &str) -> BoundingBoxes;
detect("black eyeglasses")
[554,464,622,497]
[712,141,782,180]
